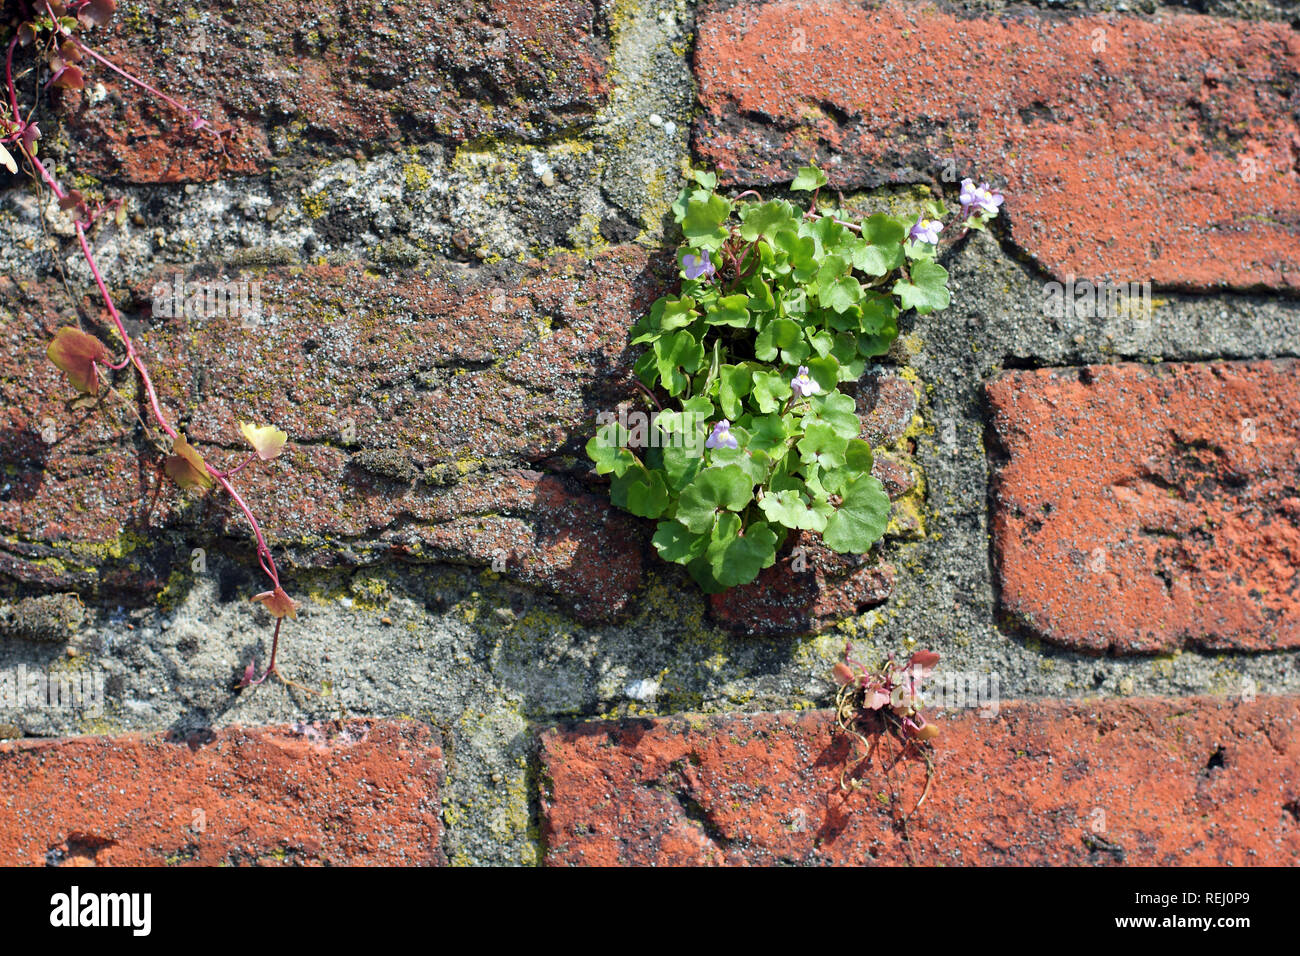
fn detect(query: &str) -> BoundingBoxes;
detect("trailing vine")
[3,1,296,688]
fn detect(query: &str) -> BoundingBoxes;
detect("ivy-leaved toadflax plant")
[588,164,1003,593]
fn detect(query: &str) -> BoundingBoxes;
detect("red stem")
[247,616,283,686]
[6,30,284,673]
[214,452,259,480]
[45,1,223,140]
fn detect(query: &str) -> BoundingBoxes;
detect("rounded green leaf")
[740,200,798,241]
[718,364,753,419]
[791,165,828,192]
[686,553,728,594]
[806,356,840,394]
[822,475,891,553]
[750,369,793,413]
[611,465,670,519]
[706,294,751,328]
[803,391,861,440]
[893,259,951,315]
[652,520,708,564]
[707,515,779,587]
[586,423,639,477]
[851,213,906,276]
[682,192,732,250]
[844,438,874,472]
[798,421,849,470]
[758,488,831,532]
[754,317,799,362]
[653,330,705,396]
[675,464,755,533]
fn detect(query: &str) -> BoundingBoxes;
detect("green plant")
[588,164,1000,592]
[833,644,942,844]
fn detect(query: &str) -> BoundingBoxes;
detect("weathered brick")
[56,0,609,181]
[539,696,1300,866]
[6,246,928,623]
[695,1,1300,289]
[988,360,1300,655]
[708,532,894,636]
[2,249,664,621]
[0,720,443,865]
[856,367,917,448]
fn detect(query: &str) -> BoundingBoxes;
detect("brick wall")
[0,0,1296,865]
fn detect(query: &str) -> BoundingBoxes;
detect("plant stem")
[631,377,662,412]
[44,1,224,141]
[6,30,285,681]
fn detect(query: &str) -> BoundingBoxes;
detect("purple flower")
[790,366,820,398]
[705,419,738,450]
[908,216,943,245]
[682,249,715,280]
[960,178,1004,217]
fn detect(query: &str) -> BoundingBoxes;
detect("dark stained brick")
[53,0,609,181]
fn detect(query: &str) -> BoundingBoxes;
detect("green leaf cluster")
[589,165,952,592]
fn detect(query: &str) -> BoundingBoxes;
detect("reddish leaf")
[164,435,214,492]
[866,688,891,710]
[907,649,940,679]
[79,0,117,28]
[46,326,111,394]
[52,65,84,90]
[831,661,856,686]
[251,586,298,620]
[21,122,41,155]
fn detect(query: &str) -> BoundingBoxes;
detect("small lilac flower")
[790,366,820,398]
[705,419,738,450]
[908,216,943,245]
[682,249,715,280]
[960,178,1004,217]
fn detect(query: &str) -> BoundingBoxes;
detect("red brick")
[708,532,894,637]
[2,249,663,621]
[539,696,1300,865]
[0,720,443,866]
[52,0,608,182]
[988,361,1300,655]
[694,2,1300,289]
